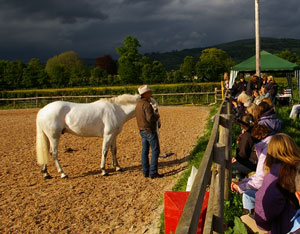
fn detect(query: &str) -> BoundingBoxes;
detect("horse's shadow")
[73,153,190,179]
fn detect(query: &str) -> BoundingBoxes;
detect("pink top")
[237,135,272,193]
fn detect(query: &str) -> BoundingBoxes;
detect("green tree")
[90,66,108,86]
[49,65,68,88]
[116,35,142,84]
[22,58,48,88]
[195,48,233,81]
[3,61,25,89]
[173,70,184,83]
[45,56,68,87]
[141,61,167,84]
[275,50,300,65]
[141,64,152,84]
[180,56,196,81]
[45,51,86,87]
[0,60,8,90]
[69,67,89,87]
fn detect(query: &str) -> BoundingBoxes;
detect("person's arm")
[143,102,159,124]
[237,147,266,193]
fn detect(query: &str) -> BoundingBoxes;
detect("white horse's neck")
[119,103,137,122]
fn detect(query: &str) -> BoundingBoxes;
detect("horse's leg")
[49,137,68,178]
[100,133,114,176]
[111,136,121,172]
[41,164,52,179]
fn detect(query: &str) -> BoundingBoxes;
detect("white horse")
[36,94,141,178]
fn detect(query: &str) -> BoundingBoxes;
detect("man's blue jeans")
[139,130,160,176]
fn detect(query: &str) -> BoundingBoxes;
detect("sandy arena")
[0,106,210,234]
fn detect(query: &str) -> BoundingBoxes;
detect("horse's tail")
[36,118,49,165]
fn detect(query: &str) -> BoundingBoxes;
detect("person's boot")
[249,209,255,218]
[243,208,249,215]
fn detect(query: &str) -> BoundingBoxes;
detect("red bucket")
[164,191,209,234]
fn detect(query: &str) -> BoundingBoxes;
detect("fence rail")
[0,89,223,108]
[175,92,232,234]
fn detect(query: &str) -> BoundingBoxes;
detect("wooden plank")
[212,143,225,234]
[203,163,216,234]
[175,107,221,234]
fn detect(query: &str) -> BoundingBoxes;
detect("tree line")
[1,35,299,91]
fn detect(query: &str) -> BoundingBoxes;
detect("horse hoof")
[61,173,68,178]
[116,167,123,172]
[101,171,108,176]
[44,174,52,179]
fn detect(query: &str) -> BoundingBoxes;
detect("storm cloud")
[0,0,300,62]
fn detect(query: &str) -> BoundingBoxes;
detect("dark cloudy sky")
[1,0,300,62]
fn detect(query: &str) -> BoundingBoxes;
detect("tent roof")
[232,50,300,72]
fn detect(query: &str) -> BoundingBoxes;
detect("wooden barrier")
[175,92,232,234]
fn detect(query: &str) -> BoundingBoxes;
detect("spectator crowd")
[228,74,300,234]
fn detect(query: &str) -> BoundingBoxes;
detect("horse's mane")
[102,94,140,105]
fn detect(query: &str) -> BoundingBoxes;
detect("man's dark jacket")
[135,97,159,131]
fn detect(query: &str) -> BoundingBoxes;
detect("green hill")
[145,38,300,71]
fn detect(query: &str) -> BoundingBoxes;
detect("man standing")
[135,85,164,179]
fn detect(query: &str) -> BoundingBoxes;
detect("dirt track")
[0,106,210,234]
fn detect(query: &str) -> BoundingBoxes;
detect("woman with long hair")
[255,133,300,233]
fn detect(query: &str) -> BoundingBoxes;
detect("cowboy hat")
[138,85,152,95]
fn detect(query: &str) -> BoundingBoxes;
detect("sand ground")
[0,106,210,234]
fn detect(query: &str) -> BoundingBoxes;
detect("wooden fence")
[0,88,222,108]
[175,92,232,234]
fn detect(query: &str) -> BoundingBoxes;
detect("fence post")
[219,111,232,201]
[212,143,225,234]
[214,88,218,103]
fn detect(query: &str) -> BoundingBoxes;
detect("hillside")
[145,38,300,71]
